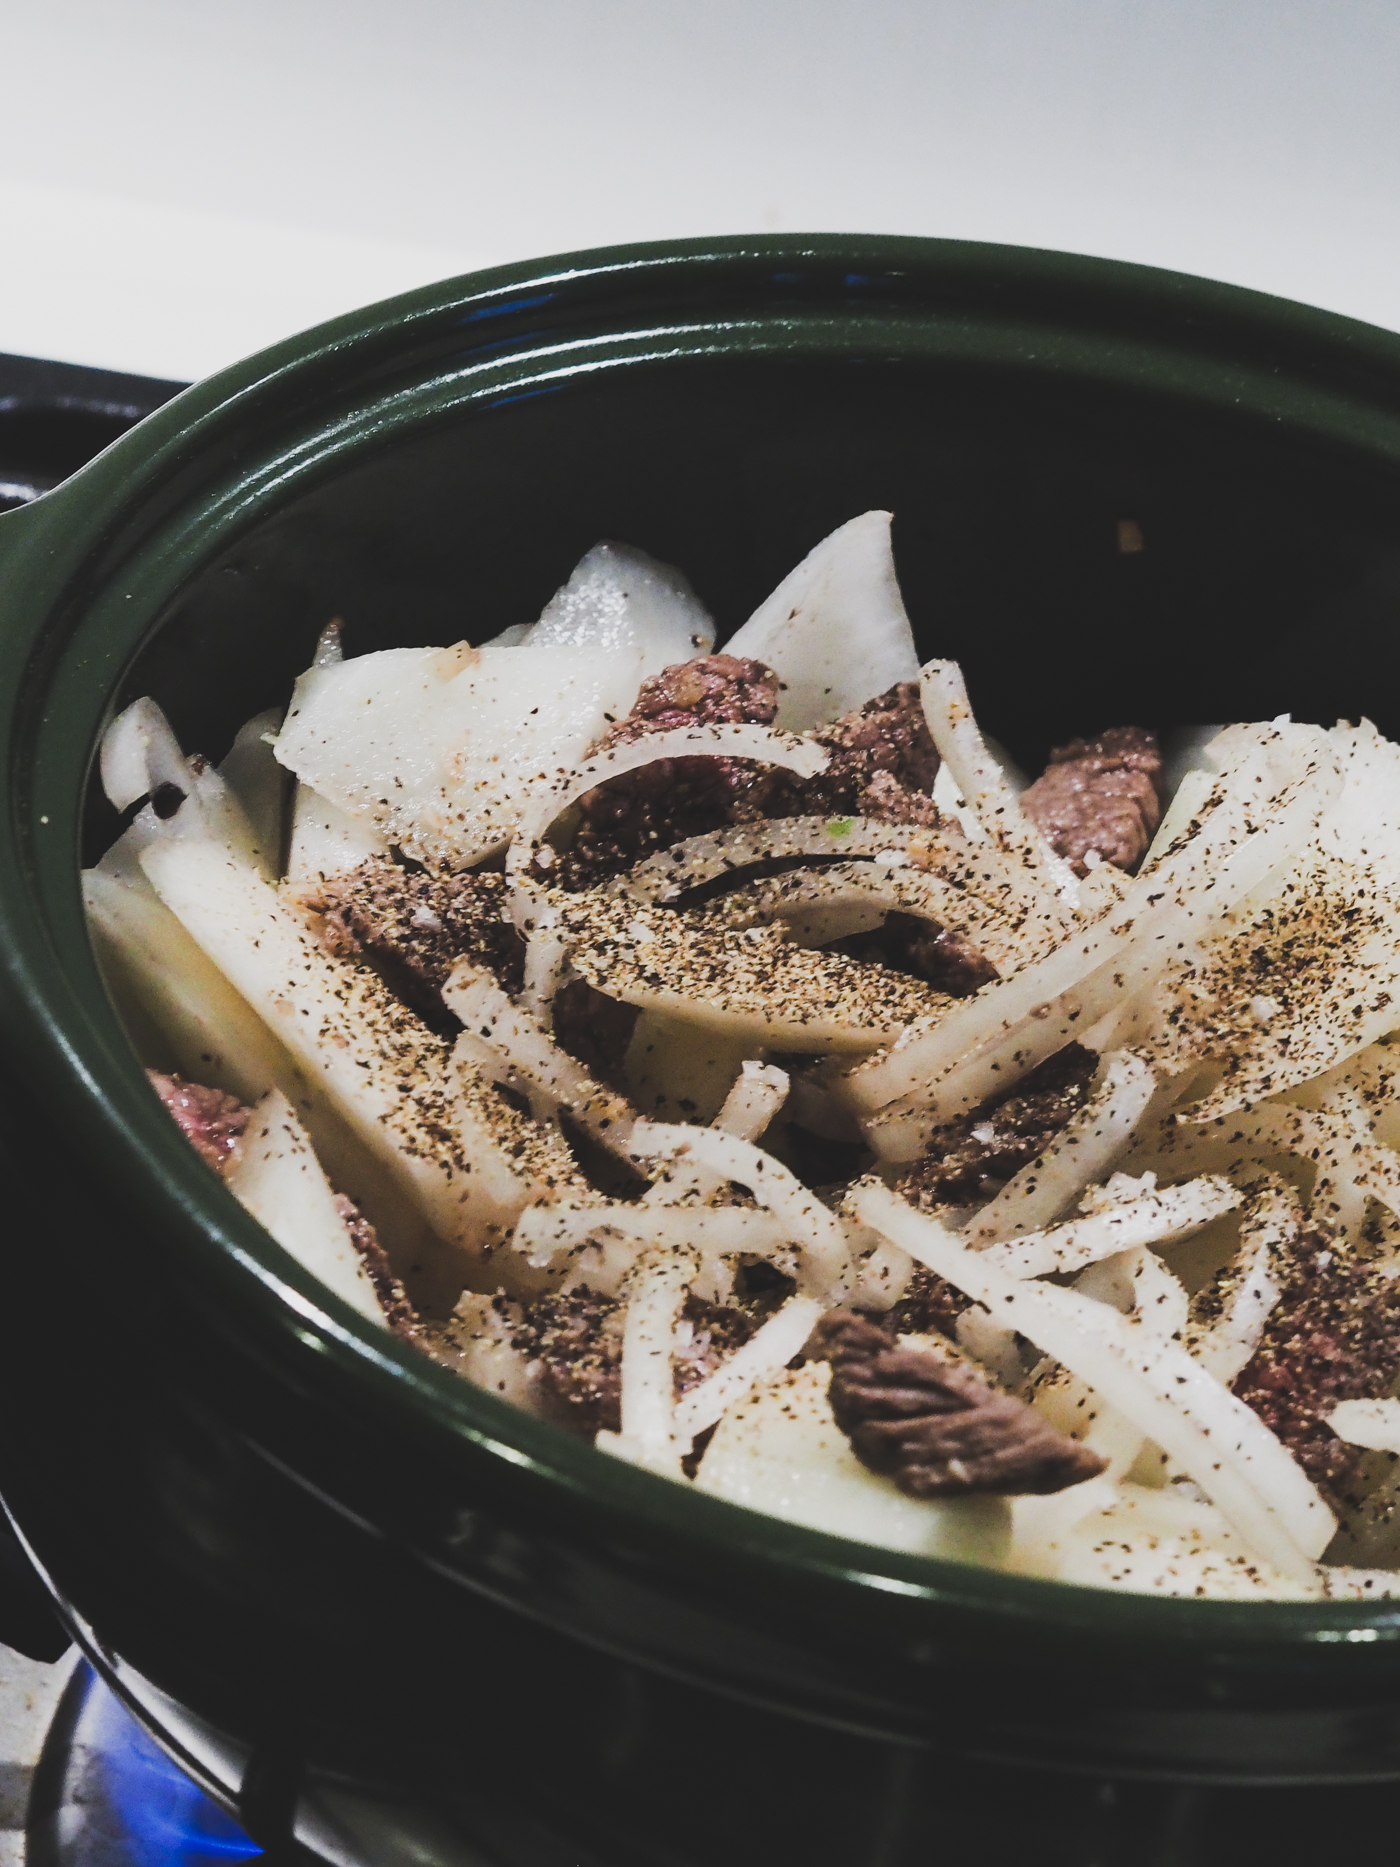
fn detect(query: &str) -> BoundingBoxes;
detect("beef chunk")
[887,1265,972,1338]
[894,1042,1098,1210]
[511,1287,624,1434]
[833,911,998,998]
[296,857,526,1014]
[149,1071,250,1172]
[333,1194,420,1339]
[1232,1226,1400,1497]
[816,1310,1106,1497]
[565,655,782,882]
[551,978,639,1091]
[784,680,941,827]
[510,1282,780,1436]
[1020,726,1164,877]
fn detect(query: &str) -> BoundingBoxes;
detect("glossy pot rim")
[4,231,1400,1674]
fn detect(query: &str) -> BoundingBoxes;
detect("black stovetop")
[0,352,186,514]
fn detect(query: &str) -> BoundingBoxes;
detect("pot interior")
[87,350,1400,861]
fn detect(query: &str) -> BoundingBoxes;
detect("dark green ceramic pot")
[4,236,1400,1865]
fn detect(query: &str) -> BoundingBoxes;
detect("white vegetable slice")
[712,1061,789,1142]
[273,641,646,870]
[1025,1483,1318,1598]
[225,1089,383,1324]
[559,890,941,1057]
[671,1295,827,1440]
[919,660,1079,911]
[1327,1399,1400,1454]
[1168,1101,1400,1235]
[623,1011,754,1127]
[752,860,1049,976]
[218,707,288,877]
[286,784,388,885]
[100,696,190,811]
[981,1176,1242,1281]
[84,865,296,1104]
[1183,1180,1297,1383]
[694,1359,1013,1562]
[851,1179,1335,1576]
[138,838,584,1273]
[510,1200,796,1294]
[724,512,920,730]
[626,815,962,901]
[527,541,716,671]
[595,1248,698,1476]
[1138,849,1400,1121]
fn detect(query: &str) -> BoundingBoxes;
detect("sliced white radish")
[527,540,715,672]
[225,1089,383,1324]
[138,838,584,1274]
[84,865,293,1104]
[1327,1399,1400,1454]
[694,1359,1013,1562]
[711,1061,789,1142]
[218,707,288,877]
[273,641,645,870]
[100,696,190,811]
[286,784,389,885]
[724,512,920,730]
[920,660,1078,910]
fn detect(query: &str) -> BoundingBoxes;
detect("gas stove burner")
[27,1664,263,1867]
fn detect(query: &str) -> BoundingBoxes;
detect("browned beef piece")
[816,1310,1106,1497]
[565,655,782,882]
[551,978,639,1092]
[148,1071,250,1172]
[297,857,526,1014]
[1231,1227,1400,1497]
[833,912,998,998]
[894,1042,1098,1211]
[781,680,941,827]
[510,1284,778,1436]
[333,1194,421,1339]
[510,1287,626,1433]
[1020,726,1164,877]
[887,1265,973,1338]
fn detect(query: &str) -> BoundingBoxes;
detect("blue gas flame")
[83,1668,263,1866]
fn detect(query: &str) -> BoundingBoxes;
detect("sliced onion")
[443,962,637,1156]
[629,1122,855,1297]
[920,660,1079,912]
[982,1175,1242,1280]
[844,725,1343,1124]
[504,723,829,935]
[712,1061,789,1142]
[1185,1178,1297,1382]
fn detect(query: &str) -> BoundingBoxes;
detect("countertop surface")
[5,0,1400,383]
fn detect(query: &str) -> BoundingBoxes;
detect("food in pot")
[84,512,1400,1600]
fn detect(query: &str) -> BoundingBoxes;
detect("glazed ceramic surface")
[4,238,1400,1861]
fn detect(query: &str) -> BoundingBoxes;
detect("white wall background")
[3,0,1399,379]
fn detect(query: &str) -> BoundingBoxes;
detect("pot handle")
[0,497,46,585]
